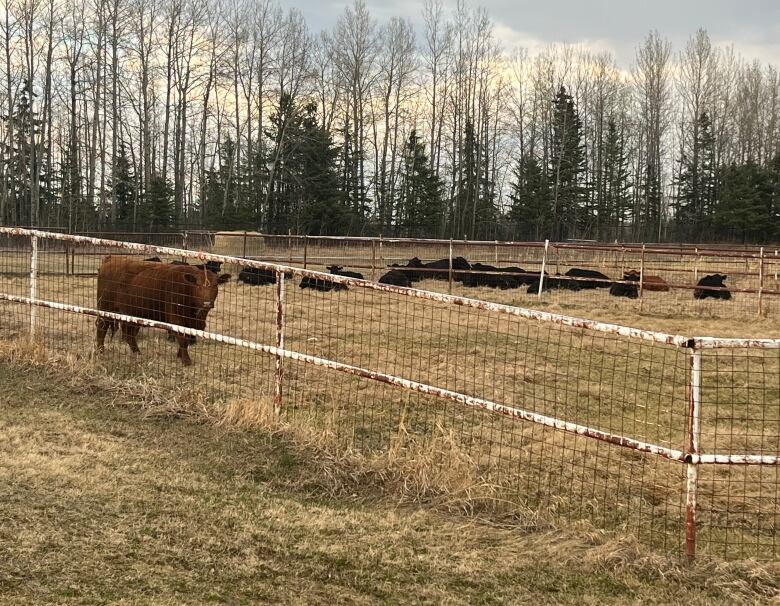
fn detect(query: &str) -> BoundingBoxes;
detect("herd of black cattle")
[213,256,731,301]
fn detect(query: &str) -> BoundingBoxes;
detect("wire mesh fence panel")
[0,228,778,562]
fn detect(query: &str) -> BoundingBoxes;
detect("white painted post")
[274,271,285,416]
[538,239,549,298]
[448,238,454,294]
[685,347,702,562]
[29,235,38,337]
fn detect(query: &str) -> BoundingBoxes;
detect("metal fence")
[0,227,778,562]
[50,231,780,320]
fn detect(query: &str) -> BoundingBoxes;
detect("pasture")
[1,357,778,605]
[0,234,778,563]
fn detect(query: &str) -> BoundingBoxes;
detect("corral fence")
[44,230,780,319]
[0,227,778,562]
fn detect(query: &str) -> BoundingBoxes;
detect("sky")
[301,0,780,68]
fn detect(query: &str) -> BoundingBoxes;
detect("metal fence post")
[685,345,702,562]
[274,270,286,416]
[448,238,454,294]
[379,234,385,278]
[639,244,646,311]
[538,239,549,298]
[287,230,293,265]
[242,231,248,258]
[29,234,38,337]
[371,239,377,281]
[494,240,499,264]
[758,247,764,317]
[303,235,309,269]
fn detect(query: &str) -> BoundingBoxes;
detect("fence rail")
[0,227,778,562]
[11,229,778,319]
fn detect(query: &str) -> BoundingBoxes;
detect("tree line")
[2,0,779,243]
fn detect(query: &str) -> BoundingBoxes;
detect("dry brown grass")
[1,243,779,561]
[2,358,779,605]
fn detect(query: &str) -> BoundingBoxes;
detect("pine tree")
[138,174,175,231]
[550,86,586,240]
[675,111,717,240]
[713,162,772,242]
[1,83,42,225]
[110,145,135,230]
[602,119,632,240]
[397,130,444,237]
[508,155,550,240]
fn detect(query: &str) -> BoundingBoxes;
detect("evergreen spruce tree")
[675,111,717,240]
[296,104,350,235]
[2,84,42,225]
[397,130,444,237]
[713,162,772,242]
[508,155,550,240]
[110,144,135,230]
[550,86,586,240]
[202,137,239,229]
[138,174,174,231]
[602,119,632,240]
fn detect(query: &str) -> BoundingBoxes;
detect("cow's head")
[183,268,231,314]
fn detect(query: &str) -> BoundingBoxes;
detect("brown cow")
[625,270,670,292]
[96,256,230,365]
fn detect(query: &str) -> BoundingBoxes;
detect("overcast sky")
[302,0,780,67]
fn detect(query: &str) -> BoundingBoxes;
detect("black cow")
[420,256,471,280]
[500,266,535,285]
[326,265,364,280]
[390,257,426,282]
[299,275,348,292]
[378,270,412,287]
[527,273,579,293]
[564,267,612,289]
[694,274,731,300]
[144,256,162,262]
[609,273,639,299]
[462,263,520,289]
[238,266,277,285]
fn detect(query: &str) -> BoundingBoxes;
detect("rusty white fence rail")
[1,227,779,562]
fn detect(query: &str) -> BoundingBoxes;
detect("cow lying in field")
[564,268,612,289]
[378,269,412,287]
[238,266,277,285]
[326,265,364,280]
[299,274,348,292]
[694,274,731,300]
[462,263,522,289]
[96,256,231,365]
[609,273,640,298]
[392,256,471,281]
[527,272,580,293]
[623,270,670,292]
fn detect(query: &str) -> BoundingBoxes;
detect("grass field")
[1,242,779,561]
[2,358,779,605]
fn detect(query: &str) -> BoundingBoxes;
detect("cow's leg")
[122,323,141,354]
[95,318,109,352]
[175,333,193,366]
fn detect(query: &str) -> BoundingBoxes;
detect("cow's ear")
[218,273,232,284]
[183,273,197,284]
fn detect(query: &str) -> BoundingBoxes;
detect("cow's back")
[97,256,162,313]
